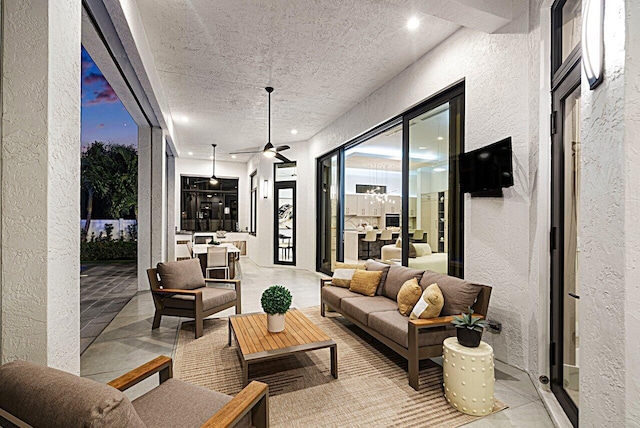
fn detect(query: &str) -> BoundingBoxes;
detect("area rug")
[174,307,506,427]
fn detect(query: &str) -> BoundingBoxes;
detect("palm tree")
[81,143,111,238]
[107,144,138,220]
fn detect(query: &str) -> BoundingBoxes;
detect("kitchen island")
[344,230,400,261]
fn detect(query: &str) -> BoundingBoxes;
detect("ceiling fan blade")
[275,152,293,163]
[275,145,290,152]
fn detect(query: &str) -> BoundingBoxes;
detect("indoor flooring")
[81,258,555,427]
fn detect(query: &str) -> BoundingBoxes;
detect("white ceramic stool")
[442,337,495,416]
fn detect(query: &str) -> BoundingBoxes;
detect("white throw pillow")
[415,243,433,257]
[331,268,356,288]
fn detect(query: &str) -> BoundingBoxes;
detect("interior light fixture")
[209,144,219,185]
[188,151,193,156]
[231,155,237,159]
[433,167,447,172]
[177,115,189,123]
[291,129,298,135]
[263,142,277,158]
[419,146,427,150]
[407,16,420,30]
[262,179,270,199]
[437,136,444,141]
[583,0,604,90]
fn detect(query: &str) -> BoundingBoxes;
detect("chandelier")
[363,163,396,205]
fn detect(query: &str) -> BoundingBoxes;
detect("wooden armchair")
[0,356,268,428]
[148,259,241,339]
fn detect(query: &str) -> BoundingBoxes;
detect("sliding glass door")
[317,152,341,275]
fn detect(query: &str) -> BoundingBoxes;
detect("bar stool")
[410,229,425,243]
[380,229,394,245]
[362,230,378,260]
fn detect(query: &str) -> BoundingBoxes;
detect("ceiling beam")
[413,0,514,34]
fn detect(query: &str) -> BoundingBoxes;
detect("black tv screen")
[461,137,514,194]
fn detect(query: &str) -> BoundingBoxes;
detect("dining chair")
[206,246,229,279]
[380,229,394,245]
[362,230,378,259]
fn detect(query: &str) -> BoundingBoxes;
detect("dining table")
[192,243,241,279]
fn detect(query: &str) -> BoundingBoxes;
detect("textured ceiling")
[134,0,461,160]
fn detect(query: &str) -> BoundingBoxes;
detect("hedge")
[81,240,137,261]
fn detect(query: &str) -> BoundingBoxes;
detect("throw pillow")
[396,278,422,316]
[419,271,482,316]
[331,268,356,288]
[349,270,383,297]
[157,259,205,290]
[414,243,433,257]
[335,262,366,270]
[395,237,402,248]
[410,283,444,319]
[408,243,417,258]
[365,259,391,295]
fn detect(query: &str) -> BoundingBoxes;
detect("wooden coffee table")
[228,309,338,386]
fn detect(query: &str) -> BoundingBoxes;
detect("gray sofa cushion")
[382,265,424,301]
[166,287,237,311]
[133,378,250,428]
[368,311,456,349]
[365,259,391,295]
[0,360,145,428]
[340,296,398,326]
[420,270,482,316]
[157,258,205,290]
[322,286,361,309]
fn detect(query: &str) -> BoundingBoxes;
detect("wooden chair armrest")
[153,288,203,296]
[108,356,173,391]
[409,314,484,329]
[201,381,269,428]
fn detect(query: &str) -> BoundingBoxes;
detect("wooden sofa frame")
[147,268,242,339]
[320,278,492,390]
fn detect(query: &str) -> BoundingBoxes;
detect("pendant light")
[263,87,277,158]
[209,144,219,185]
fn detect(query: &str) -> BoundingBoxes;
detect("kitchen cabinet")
[409,197,417,217]
[345,194,359,216]
[384,196,401,214]
[357,195,381,217]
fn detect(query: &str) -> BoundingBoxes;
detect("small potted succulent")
[261,285,292,333]
[451,307,488,348]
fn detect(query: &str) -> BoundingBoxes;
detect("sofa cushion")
[410,283,444,320]
[368,311,456,348]
[349,270,382,297]
[165,287,237,311]
[396,278,423,316]
[365,259,391,295]
[331,268,356,288]
[157,259,205,290]
[133,378,250,428]
[340,296,398,325]
[382,265,424,301]
[322,286,361,310]
[408,243,418,258]
[420,271,482,316]
[335,262,366,270]
[0,360,145,428]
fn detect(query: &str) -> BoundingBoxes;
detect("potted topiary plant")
[451,307,489,348]
[261,285,292,333]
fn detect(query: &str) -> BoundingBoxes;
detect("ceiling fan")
[230,87,293,163]
[194,144,220,185]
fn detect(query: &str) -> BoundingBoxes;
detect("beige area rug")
[174,307,506,427]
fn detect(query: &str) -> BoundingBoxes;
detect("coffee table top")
[229,309,334,359]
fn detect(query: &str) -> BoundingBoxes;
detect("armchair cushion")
[157,259,205,290]
[165,287,237,311]
[0,360,145,428]
[132,378,250,428]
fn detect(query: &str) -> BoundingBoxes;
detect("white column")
[0,0,81,374]
[137,126,166,290]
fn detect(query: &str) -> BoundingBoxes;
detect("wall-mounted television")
[461,137,514,195]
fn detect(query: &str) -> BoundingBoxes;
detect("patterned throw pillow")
[331,268,356,288]
[396,278,423,316]
[410,283,445,320]
[349,270,383,297]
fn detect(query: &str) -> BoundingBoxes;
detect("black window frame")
[249,170,257,236]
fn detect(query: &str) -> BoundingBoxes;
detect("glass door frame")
[316,149,344,275]
[401,83,465,277]
[274,164,297,266]
[550,59,581,428]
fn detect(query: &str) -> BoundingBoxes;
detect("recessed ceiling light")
[407,16,420,30]
[209,155,214,160]
[188,151,193,156]
[437,136,444,141]
[291,129,298,135]
[434,167,447,172]
[231,155,237,159]
[177,115,189,123]
[419,146,427,150]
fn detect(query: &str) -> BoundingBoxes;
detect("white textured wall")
[303,20,535,370]
[1,0,81,373]
[580,0,635,425]
[173,158,250,232]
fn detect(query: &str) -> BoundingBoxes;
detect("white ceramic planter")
[267,313,285,333]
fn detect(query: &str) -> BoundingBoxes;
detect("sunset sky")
[81,46,137,149]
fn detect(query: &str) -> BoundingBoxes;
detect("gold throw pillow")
[397,278,423,316]
[410,283,445,320]
[335,262,367,270]
[349,270,383,297]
